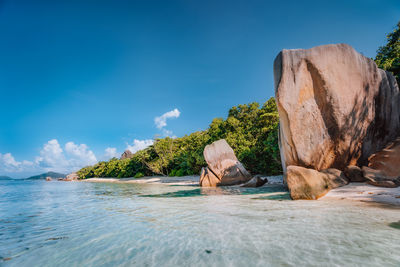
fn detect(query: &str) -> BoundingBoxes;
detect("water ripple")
[0,180,399,266]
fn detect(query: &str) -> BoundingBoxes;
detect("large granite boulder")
[120,150,133,160]
[199,139,252,187]
[286,166,349,200]
[64,172,79,181]
[362,137,400,188]
[199,167,220,187]
[274,44,400,175]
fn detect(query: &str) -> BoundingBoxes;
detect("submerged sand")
[83,176,400,206]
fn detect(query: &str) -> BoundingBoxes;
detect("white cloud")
[33,139,97,173]
[35,139,67,170]
[126,139,154,153]
[0,153,34,173]
[0,137,154,176]
[154,108,180,129]
[2,153,20,168]
[22,160,34,167]
[65,141,97,168]
[104,147,119,159]
[161,129,175,138]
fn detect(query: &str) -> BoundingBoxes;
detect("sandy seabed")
[82,175,400,206]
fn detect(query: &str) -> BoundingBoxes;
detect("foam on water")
[0,180,399,266]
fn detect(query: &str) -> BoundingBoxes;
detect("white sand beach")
[321,183,400,206]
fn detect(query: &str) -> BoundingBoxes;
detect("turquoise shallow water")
[1,180,400,267]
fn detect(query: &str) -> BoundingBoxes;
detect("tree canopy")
[375,21,400,84]
[77,21,400,180]
[77,97,282,179]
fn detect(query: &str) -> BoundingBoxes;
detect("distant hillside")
[26,172,66,180]
[0,176,13,180]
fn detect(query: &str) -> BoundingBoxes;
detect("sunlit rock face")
[362,137,400,188]
[199,139,252,187]
[120,150,133,160]
[65,172,79,181]
[286,166,348,200]
[274,43,400,176]
[199,167,220,187]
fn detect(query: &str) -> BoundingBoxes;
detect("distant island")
[0,172,66,180]
[25,172,66,180]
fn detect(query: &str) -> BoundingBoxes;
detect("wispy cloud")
[104,147,119,159]
[154,108,180,137]
[126,139,154,153]
[154,108,180,129]
[161,129,176,138]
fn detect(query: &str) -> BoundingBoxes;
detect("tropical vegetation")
[78,21,400,180]
[375,21,400,84]
[77,97,282,179]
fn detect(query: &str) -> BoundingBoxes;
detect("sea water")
[0,179,399,266]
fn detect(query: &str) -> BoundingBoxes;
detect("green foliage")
[76,24,400,180]
[175,169,185,177]
[134,172,144,178]
[77,97,282,179]
[375,21,400,84]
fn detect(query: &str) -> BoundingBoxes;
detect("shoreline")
[321,183,400,207]
[83,175,200,186]
[82,175,400,206]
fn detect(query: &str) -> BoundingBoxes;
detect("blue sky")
[0,0,399,177]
